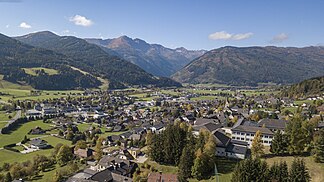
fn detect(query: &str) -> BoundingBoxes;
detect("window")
[246,133,250,136]
[251,134,255,137]
[264,135,269,138]
[241,138,244,140]
[269,136,273,139]
[232,137,236,139]
[264,141,269,143]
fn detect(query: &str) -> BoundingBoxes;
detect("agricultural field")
[22,67,59,76]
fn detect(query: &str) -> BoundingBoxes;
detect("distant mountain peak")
[85,36,206,77]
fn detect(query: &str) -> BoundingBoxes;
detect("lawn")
[0,121,8,129]
[0,136,71,165]
[22,67,59,76]
[0,75,33,90]
[0,111,16,121]
[264,156,324,182]
[0,120,53,147]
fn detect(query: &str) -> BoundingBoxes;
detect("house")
[213,129,248,159]
[257,118,288,132]
[231,125,274,147]
[74,148,96,158]
[150,123,166,134]
[127,147,141,159]
[97,156,137,177]
[192,122,223,135]
[30,138,50,149]
[147,172,178,182]
[28,126,46,135]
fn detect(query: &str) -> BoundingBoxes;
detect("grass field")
[0,111,16,121]
[0,88,84,101]
[0,121,8,129]
[0,120,53,147]
[264,156,324,182]
[22,67,59,76]
[0,75,33,90]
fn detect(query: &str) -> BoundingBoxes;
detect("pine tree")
[269,161,289,182]
[178,145,195,182]
[289,158,310,182]
[313,129,324,163]
[270,131,289,155]
[231,158,269,182]
[251,130,264,158]
[286,116,307,154]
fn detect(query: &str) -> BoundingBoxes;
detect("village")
[0,85,323,182]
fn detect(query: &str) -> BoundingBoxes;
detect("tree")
[191,148,210,180]
[289,158,310,182]
[56,145,73,166]
[269,161,289,182]
[75,140,87,150]
[286,116,307,154]
[4,172,12,182]
[52,170,63,182]
[270,131,289,155]
[145,130,153,146]
[178,145,195,182]
[94,137,104,161]
[231,157,269,182]
[313,129,324,163]
[251,130,264,158]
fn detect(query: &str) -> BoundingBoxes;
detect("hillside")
[281,76,324,98]
[15,31,181,88]
[85,36,206,76]
[172,46,324,86]
[0,33,101,90]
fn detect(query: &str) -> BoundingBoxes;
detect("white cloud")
[5,24,9,28]
[209,31,253,40]
[271,33,289,43]
[19,22,31,29]
[69,15,93,27]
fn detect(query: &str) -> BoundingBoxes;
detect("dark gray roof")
[212,129,231,147]
[195,118,220,125]
[90,168,113,182]
[232,125,274,135]
[258,119,288,130]
[226,143,247,155]
[193,122,223,133]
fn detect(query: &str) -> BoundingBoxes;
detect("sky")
[0,0,323,50]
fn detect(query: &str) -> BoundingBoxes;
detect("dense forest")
[0,33,101,90]
[281,76,324,98]
[172,46,324,86]
[15,31,181,89]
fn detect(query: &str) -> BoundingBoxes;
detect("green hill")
[281,76,324,98]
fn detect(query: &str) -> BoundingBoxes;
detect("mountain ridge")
[85,36,206,77]
[172,46,324,86]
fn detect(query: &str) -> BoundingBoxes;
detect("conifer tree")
[313,129,324,163]
[289,158,310,182]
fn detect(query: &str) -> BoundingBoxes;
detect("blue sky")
[0,0,323,50]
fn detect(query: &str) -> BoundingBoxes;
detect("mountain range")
[172,46,324,86]
[85,36,206,77]
[0,31,181,90]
